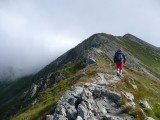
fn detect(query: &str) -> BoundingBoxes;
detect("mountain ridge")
[1,33,160,120]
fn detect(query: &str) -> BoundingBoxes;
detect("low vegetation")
[0,76,33,118]
[10,57,100,120]
[114,66,160,120]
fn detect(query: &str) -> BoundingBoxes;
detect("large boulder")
[121,90,135,108]
[29,83,38,98]
[46,83,134,120]
[77,104,90,120]
[83,56,96,66]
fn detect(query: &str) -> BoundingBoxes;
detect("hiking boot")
[119,72,122,76]
[117,73,120,76]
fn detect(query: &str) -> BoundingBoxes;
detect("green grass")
[114,67,160,119]
[120,37,160,72]
[10,57,100,120]
[11,76,79,120]
[99,33,160,78]
[0,76,33,118]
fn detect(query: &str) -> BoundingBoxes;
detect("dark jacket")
[114,50,126,63]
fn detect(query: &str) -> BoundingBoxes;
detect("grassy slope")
[112,66,160,120]
[100,33,160,119]
[101,33,160,66]
[10,48,113,120]
[99,33,160,78]
[120,36,160,72]
[9,60,81,120]
[12,78,73,120]
[92,33,160,119]
[0,76,33,118]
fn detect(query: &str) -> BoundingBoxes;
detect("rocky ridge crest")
[46,72,154,120]
[46,74,134,120]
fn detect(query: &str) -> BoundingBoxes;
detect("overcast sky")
[0,0,160,80]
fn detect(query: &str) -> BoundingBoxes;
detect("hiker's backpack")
[116,52,123,61]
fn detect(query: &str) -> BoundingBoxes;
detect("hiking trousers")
[116,62,124,70]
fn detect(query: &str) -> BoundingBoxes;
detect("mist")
[0,0,160,80]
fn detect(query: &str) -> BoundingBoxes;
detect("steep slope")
[1,33,160,120]
[122,34,160,74]
[0,76,33,118]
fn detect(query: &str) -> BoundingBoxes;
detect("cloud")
[0,0,160,80]
[0,0,80,80]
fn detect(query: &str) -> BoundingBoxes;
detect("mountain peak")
[123,33,158,49]
[123,33,135,37]
[123,33,140,40]
[1,33,160,120]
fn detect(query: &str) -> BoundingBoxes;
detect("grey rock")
[29,83,38,98]
[48,72,63,83]
[68,98,76,106]
[51,105,68,120]
[76,116,83,120]
[121,90,134,101]
[47,83,134,120]
[92,73,121,85]
[66,105,77,120]
[139,100,152,110]
[79,72,87,77]
[77,104,89,119]
[23,83,38,106]
[93,88,121,102]
[131,84,138,90]
[121,90,135,108]
[147,117,155,120]
[21,83,39,107]
[46,115,54,120]
[107,90,121,102]
[84,56,96,66]
[31,98,39,106]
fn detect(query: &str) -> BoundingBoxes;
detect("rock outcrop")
[46,82,134,120]
[139,100,152,110]
[83,56,96,66]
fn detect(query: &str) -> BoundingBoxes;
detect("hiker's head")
[117,48,122,52]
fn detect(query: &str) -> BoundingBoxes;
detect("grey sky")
[0,0,160,80]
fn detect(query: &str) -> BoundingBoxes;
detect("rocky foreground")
[46,73,136,120]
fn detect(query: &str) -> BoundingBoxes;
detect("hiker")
[114,48,126,76]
